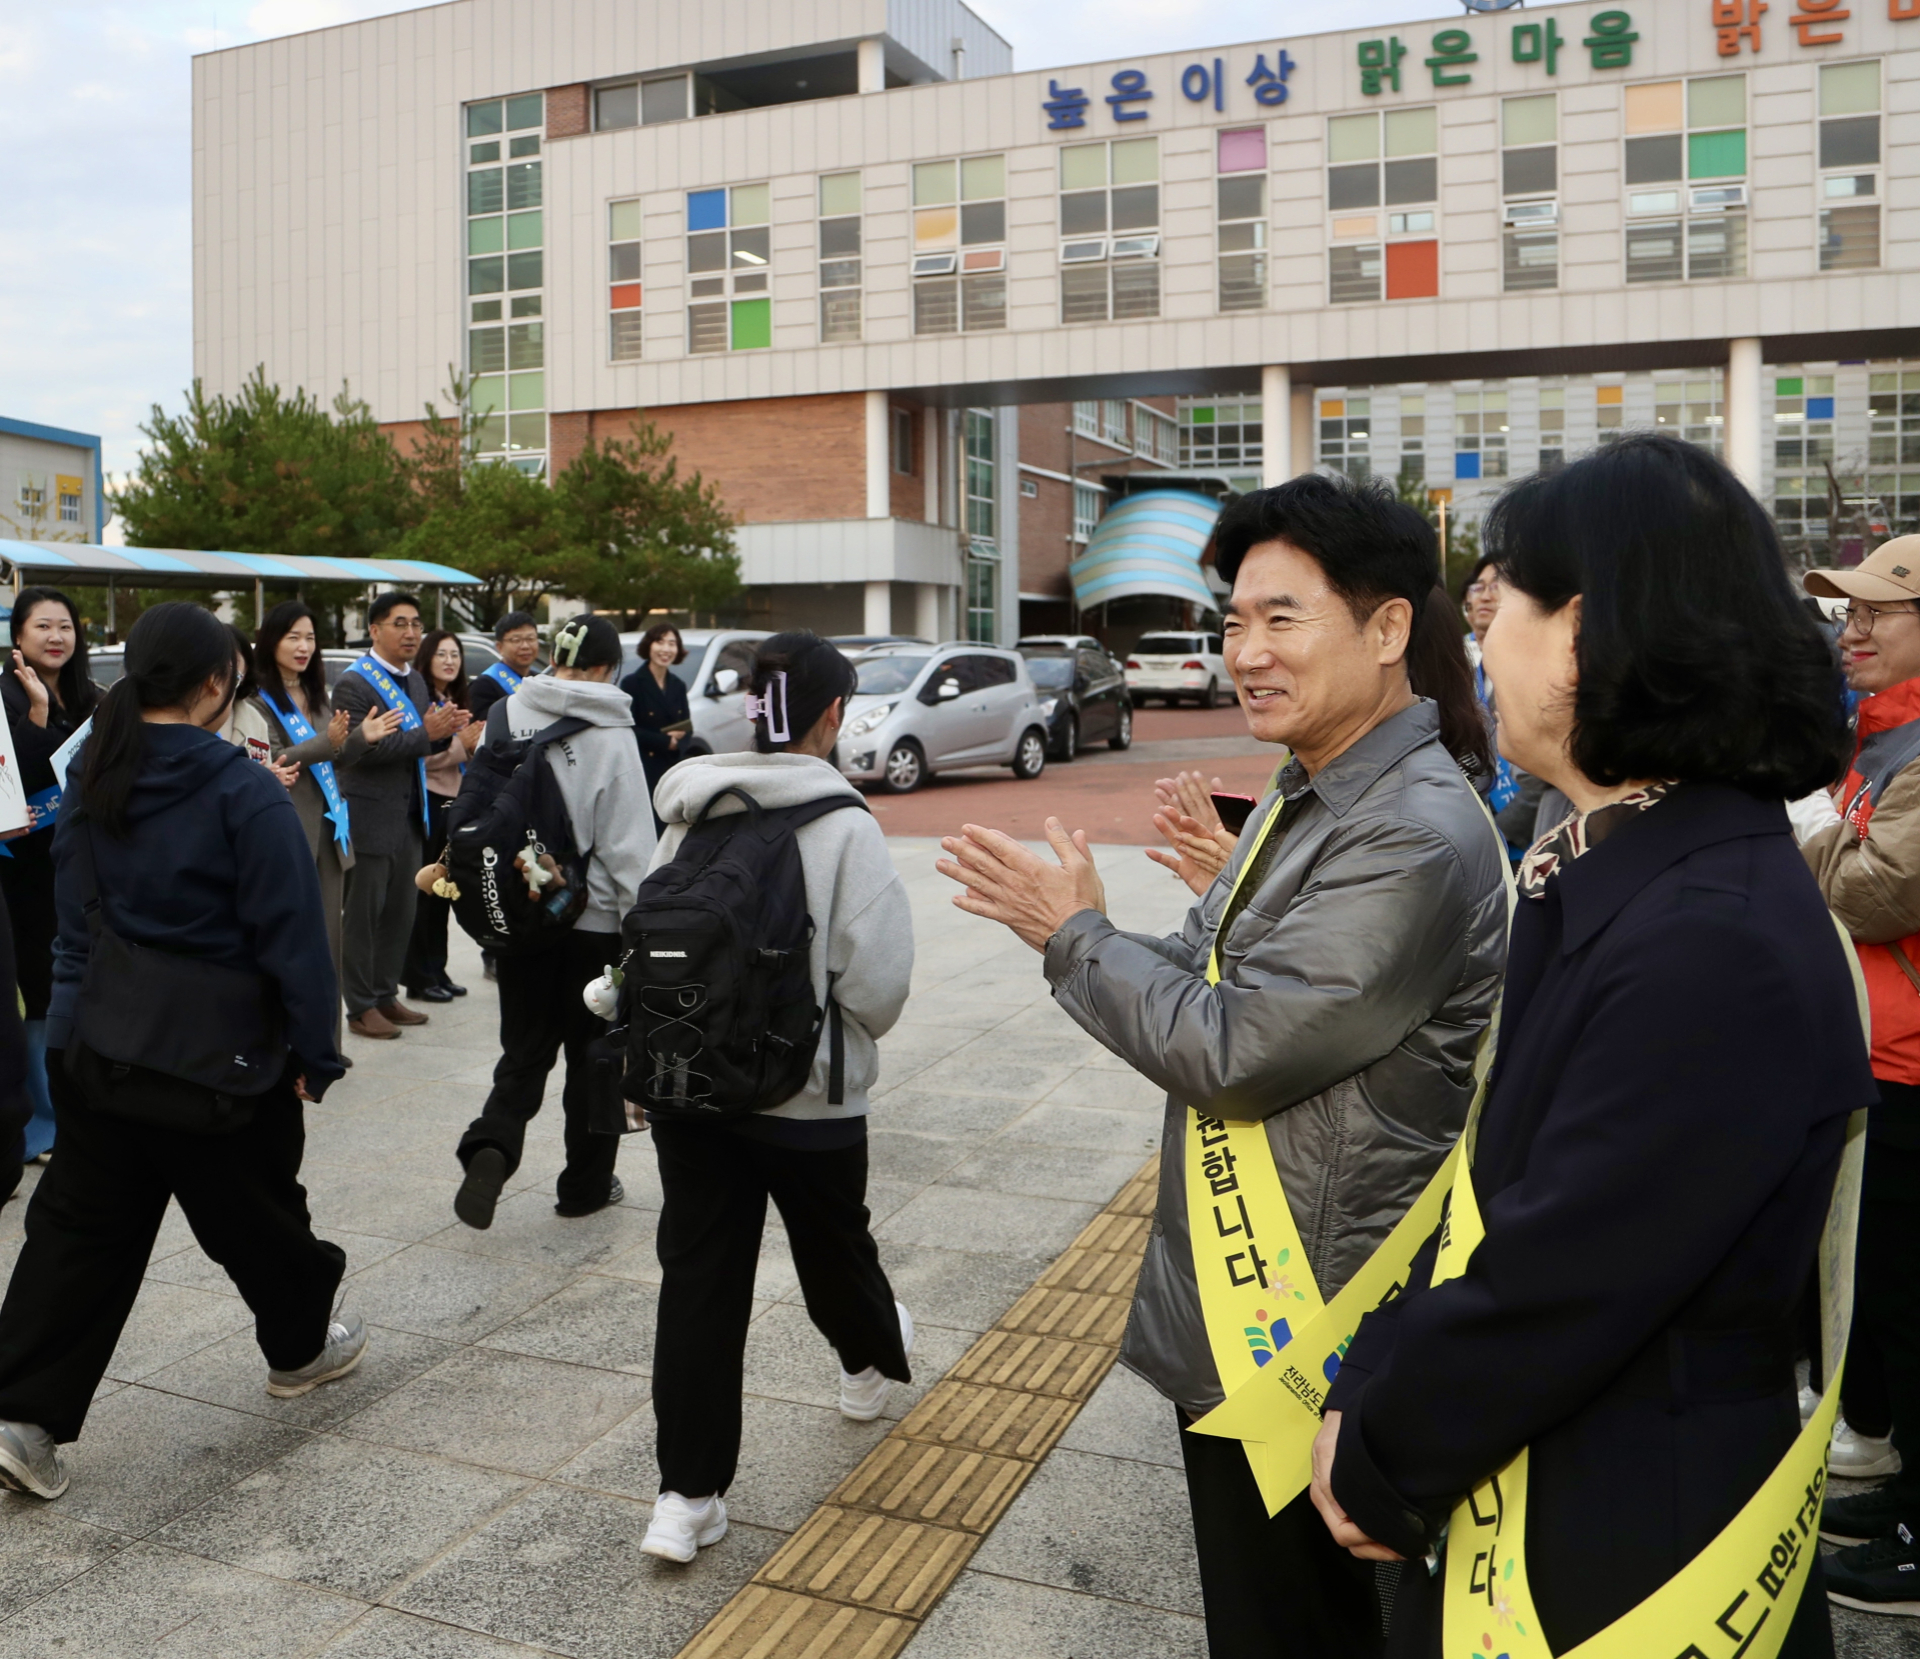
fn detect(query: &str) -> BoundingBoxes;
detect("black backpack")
[443,701,594,957]
[616,783,867,1121]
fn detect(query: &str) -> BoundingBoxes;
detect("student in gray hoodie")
[638,632,915,1565]
[453,615,656,1229]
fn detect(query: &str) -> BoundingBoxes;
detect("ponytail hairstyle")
[1212,472,1491,779]
[80,603,240,838]
[748,632,856,754]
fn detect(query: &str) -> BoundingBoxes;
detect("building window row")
[686,183,771,354]
[913,155,1007,335]
[1059,138,1160,324]
[465,93,546,471]
[820,172,863,344]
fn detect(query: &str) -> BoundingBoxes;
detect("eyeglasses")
[1842,602,1920,636]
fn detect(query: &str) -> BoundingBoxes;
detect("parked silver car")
[837,643,1049,793]
[617,627,771,753]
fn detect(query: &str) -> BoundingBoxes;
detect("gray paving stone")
[559,1391,890,1531]
[0,1503,127,1616]
[146,1226,411,1295]
[480,1273,662,1375]
[154,1435,528,1600]
[906,1051,1080,1102]
[421,1186,657,1271]
[741,1301,974,1421]
[969,1445,1201,1615]
[876,1021,990,1064]
[315,1608,551,1657]
[594,1215,797,1303]
[905,1566,1208,1659]
[944,1140,1151,1205]
[302,1165,480,1243]
[342,1346,648,1476]
[867,1128,973,1185]
[103,1279,251,1383]
[874,1241,1057,1334]
[54,1386,310,1536]
[878,1183,1099,1260]
[0,1541,363,1659]
[863,1085,1036,1139]
[1058,1364,1184,1469]
[999,1099,1164,1156]
[342,1242,578,1343]
[392,1482,782,1659]
[1041,1065,1169,1112]
[141,1323,460,1431]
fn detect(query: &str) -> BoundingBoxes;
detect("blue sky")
[0,0,1463,499]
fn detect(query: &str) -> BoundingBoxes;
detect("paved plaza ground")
[0,825,1913,1656]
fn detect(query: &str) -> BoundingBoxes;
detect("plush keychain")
[414,861,461,900]
[516,846,566,898]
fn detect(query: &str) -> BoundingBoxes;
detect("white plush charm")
[582,973,620,1020]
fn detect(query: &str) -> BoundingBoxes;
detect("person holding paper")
[0,587,101,1165]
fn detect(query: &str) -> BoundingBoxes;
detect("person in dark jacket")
[402,627,474,1003]
[621,622,693,824]
[1310,434,1871,1657]
[0,888,32,1211]
[467,610,540,727]
[0,587,101,1166]
[0,604,361,1504]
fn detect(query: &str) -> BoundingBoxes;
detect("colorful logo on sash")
[349,657,430,834]
[264,690,351,849]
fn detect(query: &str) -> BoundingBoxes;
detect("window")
[1073,402,1101,438]
[1596,383,1625,441]
[57,478,81,525]
[1073,483,1103,542]
[1400,395,1427,478]
[964,411,999,643]
[1503,95,1559,293]
[1819,62,1881,271]
[1870,371,1920,470]
[687,183,771,353]
[595,74,691,130]
[1059,137,1161,323]
[1456,389,1508,481]
[913,156,1007,336]
[1623,76,1746,285]
[1327,108,1438,303]
[609,199,642,361]
[1537,388,1565,471]
[819,171,862,343]
[14,481,43,521]
[1775,374,1836,471]
[1136,406,1178,464]
[1319,397,1371,479]
[1653,376,1724,457]
[1217,127,1267,313]
[1180,400,1263,478]
[466,93,546,471]
[891,408,914,476]
[1103,400,1128,447]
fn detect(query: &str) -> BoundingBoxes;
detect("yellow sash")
[1435,918,1869,1658]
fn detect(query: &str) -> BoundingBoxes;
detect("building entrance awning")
[0,540,481,592]
[1069,490,1222,613]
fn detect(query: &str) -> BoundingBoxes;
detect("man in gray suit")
[332,593,472,1040]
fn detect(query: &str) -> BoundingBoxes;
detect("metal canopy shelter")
[0,540,483,633]
[1068,489,1223,616]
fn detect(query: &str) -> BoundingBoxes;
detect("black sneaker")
[555,1175,623,1218]
[1828,1522,1920,1615]
[1822,1484,1920,1545]
[455,1147,509,1231]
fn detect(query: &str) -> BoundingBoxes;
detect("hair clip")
[746,672,791,743]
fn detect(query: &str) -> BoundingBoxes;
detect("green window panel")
[468,256,504,294]
[730,183,771,226]
[1059,144,1106,189]
[469,327,505,374]
[508,321,544,370]
[961,155,1005,200]
[1688,129,1746,180]
[470,375,507,415]
[508,413,547,453]
[506,251,543,291]
[473,414,507,453]
[468,216,504,255]
[730,297,772,350]
[468,169,503,216]
[820,171,861,216]
[506,161,542,211]
[467,102,503,137]
[508,371,544,411]
[914,160,957,204]
[609,198,643,240]
[504,93,543,132]
[507,210,542,250]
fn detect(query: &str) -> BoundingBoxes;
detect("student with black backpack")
[449,615,655,1229]
[624,631,914,1564]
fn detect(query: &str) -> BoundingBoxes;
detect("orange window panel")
[610,283,642,310]
[1385,239,1439,300]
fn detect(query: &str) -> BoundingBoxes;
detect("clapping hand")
[360,706,405,743]
[327,707,351,748]
[1146,771,1237,896]
[11,651,48,727]
[422,703,471,741]
[268,760,301,790]
[936,819,1107,952]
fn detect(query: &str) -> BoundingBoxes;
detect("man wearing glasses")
[1803,541,1920,1608]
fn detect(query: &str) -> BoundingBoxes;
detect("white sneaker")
[839,1301,914,1422]
[1799,1383,1821,1426]
[641,1492,727,1563]
[1832,1418,1904,1480]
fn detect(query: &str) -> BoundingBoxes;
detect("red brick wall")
[547,85,589,140]
[381,419,431,460]
[548,411,590,476]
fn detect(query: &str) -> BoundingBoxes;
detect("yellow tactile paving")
[674,1154,1161,1659]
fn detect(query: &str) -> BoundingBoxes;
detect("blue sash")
[349,657,431,835]
[482,661,524,695]
[264,690,351,850]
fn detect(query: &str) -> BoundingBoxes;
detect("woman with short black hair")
[1311,434,1869,1656]
[0,587,102,1165]
[0,603,361,1504]
[621,622,693,822]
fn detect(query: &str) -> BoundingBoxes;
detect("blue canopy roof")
[1069,490,1221,612]
[0,540,480,589]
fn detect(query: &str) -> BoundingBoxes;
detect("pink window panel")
[610,283,642,310]
[1218,127,1267,174]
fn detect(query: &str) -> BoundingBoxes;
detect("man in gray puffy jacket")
[940,474,1509,1659]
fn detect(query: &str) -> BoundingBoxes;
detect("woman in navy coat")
[1310,434,1874,1657]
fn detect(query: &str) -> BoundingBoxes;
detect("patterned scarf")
[1518,783,1673,899]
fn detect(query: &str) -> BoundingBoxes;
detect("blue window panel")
[1807,396,1836,420]
[1455,452,1482,480]
[687,189,727,231]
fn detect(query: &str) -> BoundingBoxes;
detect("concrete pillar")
[1726,337,1764,497]
[1261,365,1291,488]
[857,38,886,94]
[865,390,889,519]
[915,582,940,641]
[1291,384,1314,477]
[922,410,939,523]
[864,581,891,635]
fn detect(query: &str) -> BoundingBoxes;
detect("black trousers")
[341,825,423,1016]
[651,1121,908,1499]
[402,795,455,993]
[457,930,620,1209]
[0,1058,345,1442]
[1178,1413,1384,1659]
[1842,1116,1920,1482]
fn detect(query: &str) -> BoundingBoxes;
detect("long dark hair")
[1212,473,1493,779]
[749,631,855,754]
[10,586,99,718]
[249,600,329,716]
[417,629,470,708]
[80,603,239,838]
[1486,432,1847,799]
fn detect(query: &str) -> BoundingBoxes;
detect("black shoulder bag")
[65,816,287,1135]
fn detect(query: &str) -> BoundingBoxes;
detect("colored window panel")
[731,297,772,350]
[1688,130,1746,180]
[507,210,542,250]
[610,283,642,310]
[687,190,727,231]
[468,256,504,294]
[508,372,544,410]
[1060,145,1107,189]
[1598,385,1626,404]
[468,216,504,255]
[1689,76,1745,129]
[610,199,642,241]
[1822,62,1880,116]
[1626,82,1684,134]
[508,412,545,451]
[915,161,958,204]
[506,251,542,290]
[468,170,503,215]
[1504,95,1556,148]
[1808,397,1837,420]
[467,102,503,137]
[915,206,959,247]
[1384,107,1437,157]
[1384,239,1438,300]
[961,155,1006,200]
[1111,138,1158,183]
[820,172,861,216]
[1218,128,1267,174]
[731,184,770,226]
[471,375,507,415]
[1455,451,1482,480]
[504,93,543,132]
[1329,113,1380,163]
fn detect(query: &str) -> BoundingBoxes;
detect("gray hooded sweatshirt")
[651,751,913,1121]
[488,674,656,933]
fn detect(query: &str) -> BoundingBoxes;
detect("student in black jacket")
[1311,435,1872,1657]
[0,605,360,1505]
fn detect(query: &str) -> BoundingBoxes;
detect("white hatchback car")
[1124,629,1234,708]
[616,627,771,753]
[837,644,1049,793]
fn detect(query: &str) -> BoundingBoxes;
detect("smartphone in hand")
[1211,792,1259,835]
